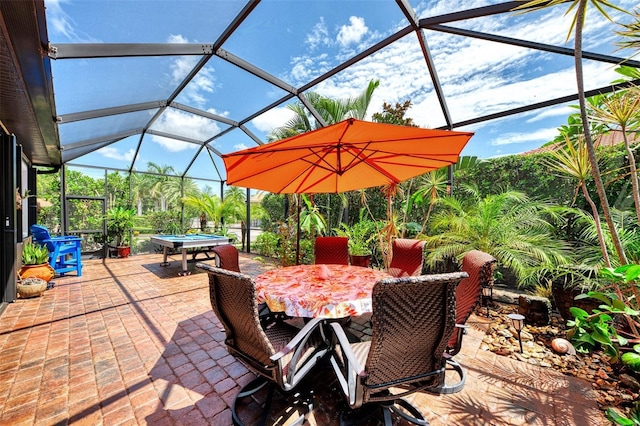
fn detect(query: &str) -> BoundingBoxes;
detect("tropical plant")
[21,242,50,265]
[268,80,380,140]
[607,401,640,426]
[182,193,240,233]
[106,206,136,247]
[334,211,377,256]
[408,168,449,236]
[542,134,611,267]
[299,195,327,237]
[423,187,573,287]
[587,87,640,226]
[515,0,629,265]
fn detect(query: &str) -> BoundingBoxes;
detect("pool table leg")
[160,247,170,267]
[178,248,191,276]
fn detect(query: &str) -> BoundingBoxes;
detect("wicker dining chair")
[314,236,349,265]
[211,244,241,272]
[447,250,497,356]
[328,272,468,425]
[196,264,331,426]
[387,238,426,277]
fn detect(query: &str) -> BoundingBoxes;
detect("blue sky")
[45,0,638,185]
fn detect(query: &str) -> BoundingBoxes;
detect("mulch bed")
[479,302,640,420]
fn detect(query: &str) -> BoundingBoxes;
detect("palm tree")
[423,187,573,287]
[268,80,380,139]
[131,172,154,215]
[224,186,247,248]
[182,194,230,232]
[542,134,611,266]
[146,162,176,212]
[587,87,640,226]
[408,169,449,236]
[516,0,628,264]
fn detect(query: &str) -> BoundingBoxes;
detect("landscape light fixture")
[507,313,525,353]
[481,285,493,317]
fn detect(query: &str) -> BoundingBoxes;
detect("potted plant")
[18,242,54,288]
[335,219,377,268]
[106,206,136,258]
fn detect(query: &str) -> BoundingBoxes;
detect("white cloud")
[150,108,221,151]
[98,146,136,162]
[233,143,249,151]
[167,34,216,107]
[251,107,297,133]
[306,18,331,50]
[490,127,559,146]
[46,0,98,42]
[337,16,368,47]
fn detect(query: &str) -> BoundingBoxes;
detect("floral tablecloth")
[255,264,391,319]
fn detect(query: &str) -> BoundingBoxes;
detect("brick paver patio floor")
[0,252,606,425]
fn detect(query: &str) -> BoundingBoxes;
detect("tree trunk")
[581,183,610,267]
[574,2,627,265]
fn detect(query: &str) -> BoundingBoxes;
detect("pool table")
[151,234,232,276]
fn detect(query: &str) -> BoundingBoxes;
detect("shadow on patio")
[0,253,605,425]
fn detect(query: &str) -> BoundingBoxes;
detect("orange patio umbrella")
[223,118,474,194]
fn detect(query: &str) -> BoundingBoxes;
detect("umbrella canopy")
[223,118,474,194]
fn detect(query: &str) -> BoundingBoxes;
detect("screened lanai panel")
[59,109,157,146]
[51,57,185,114]
[134,133,200,176]
[209,126,263,156]
[221,0,409,87]
[173,55,293,122]
[148,107,227,143]
[186,149,226,181]
[67,135,141,171]
[45,0,245,44]
[298,33,448,129]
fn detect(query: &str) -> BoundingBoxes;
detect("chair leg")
[231,377,313,426]
[387,399,429,425]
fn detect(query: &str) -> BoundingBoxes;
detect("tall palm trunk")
[574,2,627,264]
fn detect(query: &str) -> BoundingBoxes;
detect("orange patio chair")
[387,238,426,277]
[447,250,497,356]
[210,244,241,272]
[314,236,349,265]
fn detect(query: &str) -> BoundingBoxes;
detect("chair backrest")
[448,250,497,351]
[364,272,467,395]
[200,264,276,368]
[314,236,349,265]
[211,244,241,272]
[387,238,426,277]
[30,224,52,244]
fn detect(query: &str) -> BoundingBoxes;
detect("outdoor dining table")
[254,264,391,319]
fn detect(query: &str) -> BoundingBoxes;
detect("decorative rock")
[620,374,640,391]
[518,295,552,325]
[551,338,576,355]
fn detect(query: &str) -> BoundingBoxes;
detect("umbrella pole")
[296,194,301,265]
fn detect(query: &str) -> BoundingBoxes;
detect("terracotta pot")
[19,263,55,283]
[117,246,131,258]
[349,254,371,268]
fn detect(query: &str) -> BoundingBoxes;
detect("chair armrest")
[269,317,327,361]
[328,322,365,375]
[328,321,367,408]
[270,317,331,389]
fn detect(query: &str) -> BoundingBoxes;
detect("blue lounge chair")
[30,224,83,277]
